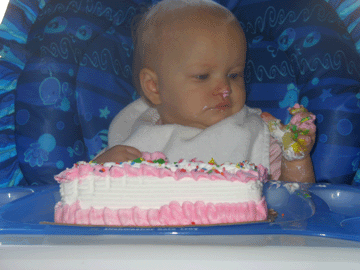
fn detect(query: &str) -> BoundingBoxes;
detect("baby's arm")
[262,104,316,183]
[93,145,142,164]
[279,155,315,183]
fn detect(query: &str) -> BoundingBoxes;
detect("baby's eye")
[195,74,209,80]
[228,73,241,79]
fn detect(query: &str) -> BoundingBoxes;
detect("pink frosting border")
[55,161,268,184]
[54,199,268,226]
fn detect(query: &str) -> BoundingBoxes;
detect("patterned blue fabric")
[225,0,360,184]
[328,0,360,56]
[324,0,360,184]
[0,0,359,186]
[13,0,147,185]
[0,0,47,187]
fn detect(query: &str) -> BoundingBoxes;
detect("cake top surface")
[55,152,268,183]
[97,156,258,173]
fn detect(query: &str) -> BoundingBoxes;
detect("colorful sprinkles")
[286,124,310,144]
[87,157,258,174]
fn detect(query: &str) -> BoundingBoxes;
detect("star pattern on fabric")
[319,88,332,102]
[99,106,110,119]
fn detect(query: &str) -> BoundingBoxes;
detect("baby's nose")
[221,89,230,99]
[212,83,231,99]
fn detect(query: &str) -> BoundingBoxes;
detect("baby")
[94,0,316,183]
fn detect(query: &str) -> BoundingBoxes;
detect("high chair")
[0,0,360,268]
[0,0,359,187]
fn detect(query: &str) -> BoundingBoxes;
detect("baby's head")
[132,0,247,129]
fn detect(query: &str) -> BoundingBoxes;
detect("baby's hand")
[93,145,142,164]
[287,107,316,157]
[261,104,316,161]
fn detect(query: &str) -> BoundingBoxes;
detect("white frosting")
[268,120,305,161]
[59,175,264,209]
[99,158,257,174]
[283,182,300,194]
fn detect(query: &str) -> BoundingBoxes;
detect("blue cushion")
[225,0,360,184]
[14,0,146,185]
[0,0,47,187]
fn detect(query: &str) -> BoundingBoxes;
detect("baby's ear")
[139,68,161,105]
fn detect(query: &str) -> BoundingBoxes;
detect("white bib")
[108,98,270,169]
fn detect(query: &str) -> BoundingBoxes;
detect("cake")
[54,152,268,226]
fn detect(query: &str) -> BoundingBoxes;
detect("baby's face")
[149,15,246,129]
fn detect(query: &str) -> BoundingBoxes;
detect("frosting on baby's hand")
[268,104,316,161]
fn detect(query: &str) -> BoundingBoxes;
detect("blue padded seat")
[0,0,359,186]
[13,0,147,185]
[231,0,360,184]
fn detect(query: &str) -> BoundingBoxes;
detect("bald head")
[132,0,241,96]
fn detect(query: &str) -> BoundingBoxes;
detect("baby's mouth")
[214,99,231,110]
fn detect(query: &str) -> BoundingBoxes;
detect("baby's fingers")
[120,147,142,162]
[93,145,142,164]
[124,146,142,158]
[290,111,316,133]
[261,112,285,128]
[298,126,316,143]
[297,134,315,153]
[261,112,276,122]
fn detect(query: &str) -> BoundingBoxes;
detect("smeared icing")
[268,104,316,161]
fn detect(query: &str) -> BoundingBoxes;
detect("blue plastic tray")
[0,187,34,207]
[0,182,359,242]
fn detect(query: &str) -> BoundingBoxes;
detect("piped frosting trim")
[55,154,268,184]
[55,162,267,184]
[54,198,268,226]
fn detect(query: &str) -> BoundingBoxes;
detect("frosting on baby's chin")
[268,104,316,161]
